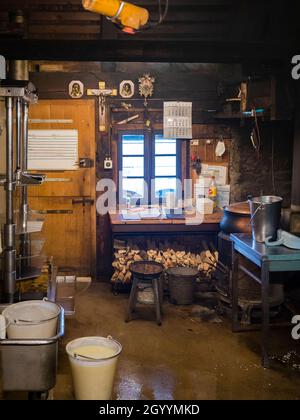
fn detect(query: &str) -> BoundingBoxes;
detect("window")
[119,134,145,201]
[119,132,181,204]
[154,134,178,200]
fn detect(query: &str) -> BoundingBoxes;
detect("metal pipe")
[20,101,29,272]
[6,98,14,226]
[21,102,29,232]
[4,97,16,303]
[9,60,29,81]
[16,98,22,169]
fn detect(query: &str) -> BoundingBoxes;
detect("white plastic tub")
[2,299,61,339]
[66,336,122,400]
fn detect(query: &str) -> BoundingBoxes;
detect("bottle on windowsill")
[208,176,218,210]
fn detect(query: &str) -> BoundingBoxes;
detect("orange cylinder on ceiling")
[82,0,149,30]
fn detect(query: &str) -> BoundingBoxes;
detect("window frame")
[118,130,182,204]
[151,132,182,203]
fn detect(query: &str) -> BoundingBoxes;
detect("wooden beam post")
[291,96,300,211]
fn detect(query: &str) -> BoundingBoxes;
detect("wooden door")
[28,99,96,276]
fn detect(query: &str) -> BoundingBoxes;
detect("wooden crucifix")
[87,81,117,132]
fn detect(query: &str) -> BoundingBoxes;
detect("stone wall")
[230,122,293,207]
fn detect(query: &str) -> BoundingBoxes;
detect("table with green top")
[230,233,300,368]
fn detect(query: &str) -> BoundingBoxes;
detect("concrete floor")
[2,283,300,400]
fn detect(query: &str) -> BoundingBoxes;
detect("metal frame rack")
[0,79,45,303]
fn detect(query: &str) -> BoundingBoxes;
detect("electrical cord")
[254,110,262,155]
[271,126,276,194]
[250,109,262,159]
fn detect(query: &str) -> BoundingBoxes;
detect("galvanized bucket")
[248,196,283,243]
[167,267,199,305]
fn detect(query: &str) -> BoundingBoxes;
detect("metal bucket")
[167,267,199,305]
[248,196,283,243]
[2,299,61,339]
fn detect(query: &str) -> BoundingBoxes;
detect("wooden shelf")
[214,112,269,120]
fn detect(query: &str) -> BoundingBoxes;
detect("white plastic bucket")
[66,336,122,400]
[2,299,61,339]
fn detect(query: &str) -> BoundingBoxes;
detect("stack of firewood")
[111,247,219,284]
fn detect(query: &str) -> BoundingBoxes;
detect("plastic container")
[196,197,214,215]
[66,336,122,400]
[248,195,283,243]
[2,299,61,339]
[167,267,199,305]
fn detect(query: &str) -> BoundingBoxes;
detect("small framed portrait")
[119,80,135,99]
[69,80,84,98]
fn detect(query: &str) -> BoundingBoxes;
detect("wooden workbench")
[109,210,222,235]
[108,210,223,281]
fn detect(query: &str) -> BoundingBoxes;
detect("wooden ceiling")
[0,0,299,62]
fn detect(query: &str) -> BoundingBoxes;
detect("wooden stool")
[125,261,164,326]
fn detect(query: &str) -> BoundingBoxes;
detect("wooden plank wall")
[29,62,241,278]
[0,0,101,40]
[1,0,299,45]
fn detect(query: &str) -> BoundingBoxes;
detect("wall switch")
[104,157,113,170]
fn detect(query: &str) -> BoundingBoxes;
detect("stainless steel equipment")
[248,195,283,243]
[0,79,41,303]
[0,307,64,397]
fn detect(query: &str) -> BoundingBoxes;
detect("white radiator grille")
[28,130,78,171]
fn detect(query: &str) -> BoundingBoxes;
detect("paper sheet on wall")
[163,102,192,139]
[201,164,228,186]
[28,130,78,171]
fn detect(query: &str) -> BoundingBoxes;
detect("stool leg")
[158,277,164,314]
[152,279,162,326]
[125,277,139,323]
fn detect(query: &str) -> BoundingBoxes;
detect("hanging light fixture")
[82,0,169,34]
[82,0,149,33]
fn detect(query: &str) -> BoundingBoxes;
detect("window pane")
[123,156,144,177]
[155,135,176,155]
[155,156,176,177]
[122,178,145,199]
[154,178,177,197]
[122,135,144,156]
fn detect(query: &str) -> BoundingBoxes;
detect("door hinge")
[72,198,95,206]
[33,209,73,214]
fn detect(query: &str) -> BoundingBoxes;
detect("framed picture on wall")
[69,80,84,98]
[119,80,135,98]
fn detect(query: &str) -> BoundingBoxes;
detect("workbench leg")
[231,247,240,332]
[261,262,270,368]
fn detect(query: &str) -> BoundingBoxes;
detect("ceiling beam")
[0,39,295,63]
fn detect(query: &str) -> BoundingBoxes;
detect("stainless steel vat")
[0,307,64,393]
